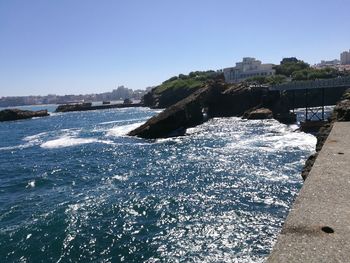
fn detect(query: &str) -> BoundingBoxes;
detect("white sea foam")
[41,136,98,149]
[99,118,146,125]
[40,135,115,149]
[111,175,129,181]
[0,144,31,151]
[23,132,48,142]
[0,132,49,151]
[106,122,144,137]
[26,180,35,188]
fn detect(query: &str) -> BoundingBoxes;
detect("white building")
[340,50,350,65]
[223,57,275,83]
[314,59,340,68]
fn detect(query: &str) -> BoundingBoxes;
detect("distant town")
[0,86,153,107]
[1,49,350,108]
[223,49,350,84]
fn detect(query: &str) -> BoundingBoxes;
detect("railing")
[270,76,350,91]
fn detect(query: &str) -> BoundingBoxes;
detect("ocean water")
[0,107,316,262]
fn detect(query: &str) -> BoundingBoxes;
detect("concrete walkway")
[267,122,350,263]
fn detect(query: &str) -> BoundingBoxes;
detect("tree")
[274,58,310,77]
[280,57,299,64]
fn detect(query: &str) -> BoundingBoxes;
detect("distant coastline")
[0,86,149,108]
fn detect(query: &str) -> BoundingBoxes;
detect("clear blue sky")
[1,0,349,96]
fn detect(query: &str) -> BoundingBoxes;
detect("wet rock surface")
[0,109,49,122]
[243,108,274,120]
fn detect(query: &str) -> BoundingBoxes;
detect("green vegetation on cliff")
[154,71,219,94]
[143,70,220,108]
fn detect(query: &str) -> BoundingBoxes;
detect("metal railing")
[269,76,350,91]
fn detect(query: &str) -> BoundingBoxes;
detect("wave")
[0,132,49,151]
[23,132,49,142]
[40,136,114,149]
[0,143,32,151]
[41,136,99,149]
[99,118,146,125]
[106,122,144,137]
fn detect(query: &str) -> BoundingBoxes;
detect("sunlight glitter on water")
[0,108,316,262]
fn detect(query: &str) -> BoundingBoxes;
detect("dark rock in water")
[129,79,304,139]
[123,98,133,104]
[129,80,288,139]
[56,103,92,112]
[273,112,297,124]
[243,108,273,120]
[55,102,143,112]
[128,86,210,139]
[0,109,49,122]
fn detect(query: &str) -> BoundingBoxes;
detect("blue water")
[0,107,316,262]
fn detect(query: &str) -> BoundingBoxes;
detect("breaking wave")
[106,122,145,137]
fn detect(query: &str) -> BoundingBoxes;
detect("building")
[340,50,350,65]
[223,57,275,83]
[314,59,340,69]
[341,50,350,65]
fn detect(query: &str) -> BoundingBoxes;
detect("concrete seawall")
[267,122,350,262]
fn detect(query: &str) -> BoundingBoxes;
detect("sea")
[0,105,317,262]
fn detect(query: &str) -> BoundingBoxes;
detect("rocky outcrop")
[0,109,49,122]
[128,86,212,139]
[55,102,143,113]
[243,108,273,120]
[142,72,224,109]
[129,80,294,139]
[143,87,200,109]
[301,88,350,180]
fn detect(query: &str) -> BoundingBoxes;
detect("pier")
[267,122,350,262]
[270,77,350,122]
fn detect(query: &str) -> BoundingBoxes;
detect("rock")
[0,109,49,122]
[334,99,350,121]
[123,98,133,104]
[143,87,198,109]
[301,153,318,180]
[129,81,284,139]
[128,86,211,139]
[142,72,224,109]
[273,112,297,124]
[205,84,266,117]
[243,108,273,120]
[56,103,92,112]
[55,102,143,112]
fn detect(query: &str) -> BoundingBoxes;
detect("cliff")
[0,109,49,122]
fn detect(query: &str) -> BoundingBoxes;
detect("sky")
[0,0,350,96]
